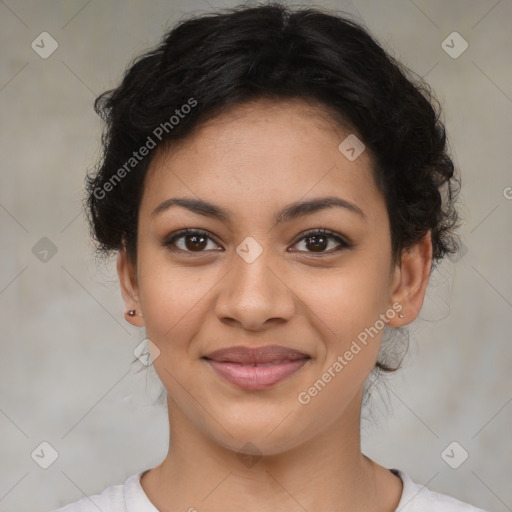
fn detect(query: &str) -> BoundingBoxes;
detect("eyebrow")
[151,196,366,224]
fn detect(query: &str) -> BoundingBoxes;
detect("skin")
[118,98,432,512]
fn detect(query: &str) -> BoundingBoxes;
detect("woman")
[52,2,487,511]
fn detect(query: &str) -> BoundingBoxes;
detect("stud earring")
[127,309,136,316]
[398,312,405,318]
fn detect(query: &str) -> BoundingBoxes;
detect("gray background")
[1,1,511,511]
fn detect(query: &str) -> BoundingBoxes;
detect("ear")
[117,249,145,327]
[387,231,433,326]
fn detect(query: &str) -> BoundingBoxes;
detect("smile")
[202,344,312,390]
[203,357,310,390]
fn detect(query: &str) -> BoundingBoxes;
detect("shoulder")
[392,469,489,512]
[48,471,156,512]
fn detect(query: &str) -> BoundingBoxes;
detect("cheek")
[139,273,208,343]
[136,247,222,357]
[301,260,390,342]
[293,268,389,425]
[137,261,212,404]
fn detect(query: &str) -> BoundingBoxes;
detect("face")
[119,98,431,455]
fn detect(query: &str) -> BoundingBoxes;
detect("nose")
[214,248,296,331]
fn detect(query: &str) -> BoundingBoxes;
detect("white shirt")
[49,468,488,511]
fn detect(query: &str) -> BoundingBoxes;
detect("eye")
[290,229,352,255]
[163,229,221,253]
[163,228,352,256]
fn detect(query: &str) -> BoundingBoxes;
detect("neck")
[141,390,402,512]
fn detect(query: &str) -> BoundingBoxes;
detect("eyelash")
[162,228,352,256]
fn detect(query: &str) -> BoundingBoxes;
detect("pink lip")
[203,345,311,390]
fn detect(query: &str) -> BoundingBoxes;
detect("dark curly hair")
[85,2,461,381]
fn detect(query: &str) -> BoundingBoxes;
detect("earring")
[127,309,136,316]
[398,312,405,318]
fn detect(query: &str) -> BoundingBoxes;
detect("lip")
[202,345,311,390]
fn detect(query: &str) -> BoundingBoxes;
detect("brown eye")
[303,234,329,252]
[183,233,208,251]
[163,229,220,253]
[291,229,351,255]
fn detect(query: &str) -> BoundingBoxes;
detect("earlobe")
[387,232,433,326]
[117,249,145,327]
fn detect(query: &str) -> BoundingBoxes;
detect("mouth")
[202,345,311,390]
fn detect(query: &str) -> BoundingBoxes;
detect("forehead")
[141,98,383,222]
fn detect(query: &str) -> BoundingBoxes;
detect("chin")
[204,411,310,458]
[214,431,301,459]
